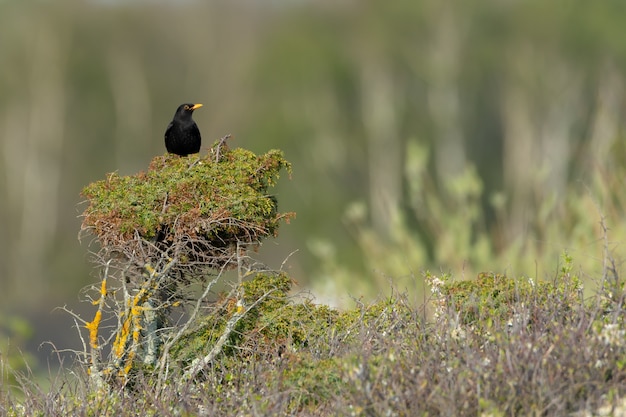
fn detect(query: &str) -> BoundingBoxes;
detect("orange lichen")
[85,278,107,350]
[85,310,102,350]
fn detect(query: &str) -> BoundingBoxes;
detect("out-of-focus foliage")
[3,0,626,371]
[0,314,35,387]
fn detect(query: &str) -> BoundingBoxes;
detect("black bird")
[164,103,203,156]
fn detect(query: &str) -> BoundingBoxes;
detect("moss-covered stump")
[80,142,294,270]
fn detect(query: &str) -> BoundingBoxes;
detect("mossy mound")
[169,272,338,365]
[431,270,583,332]
[166,271,415,413]
[80,143,293,267]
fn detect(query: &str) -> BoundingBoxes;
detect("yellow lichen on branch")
[130,298,144,346]
[112,284,150,376]
[86,310,102,350]
[85,278,107,350]
[112,314,131,360]
[94,278,107,304]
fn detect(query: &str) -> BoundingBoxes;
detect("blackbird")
[164,103,203,156]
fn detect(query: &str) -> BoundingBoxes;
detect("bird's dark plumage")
[164,103,203,156]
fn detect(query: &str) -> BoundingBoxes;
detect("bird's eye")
[184,105,190,110]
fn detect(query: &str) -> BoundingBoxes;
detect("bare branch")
[182,287,277,382]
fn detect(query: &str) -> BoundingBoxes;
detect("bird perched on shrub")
[164,103,203,156]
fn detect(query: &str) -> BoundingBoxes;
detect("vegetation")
[74,141,293,386]
[3,253,626,415]
[82,144,291,244]
[81,139,292,268]
[2,143,626,415]
[3,1,626,415]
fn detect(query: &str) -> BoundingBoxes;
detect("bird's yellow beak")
[191,103,203,110]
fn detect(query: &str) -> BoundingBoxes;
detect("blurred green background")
[2,0,626,375]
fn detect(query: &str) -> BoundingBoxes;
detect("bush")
[4,145,626,416]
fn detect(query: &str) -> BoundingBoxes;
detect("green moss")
[172,273,421,365]
[169,272,335,364]
[433,266,582,330]
[166,270,405,413]
[81,144,293,249]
